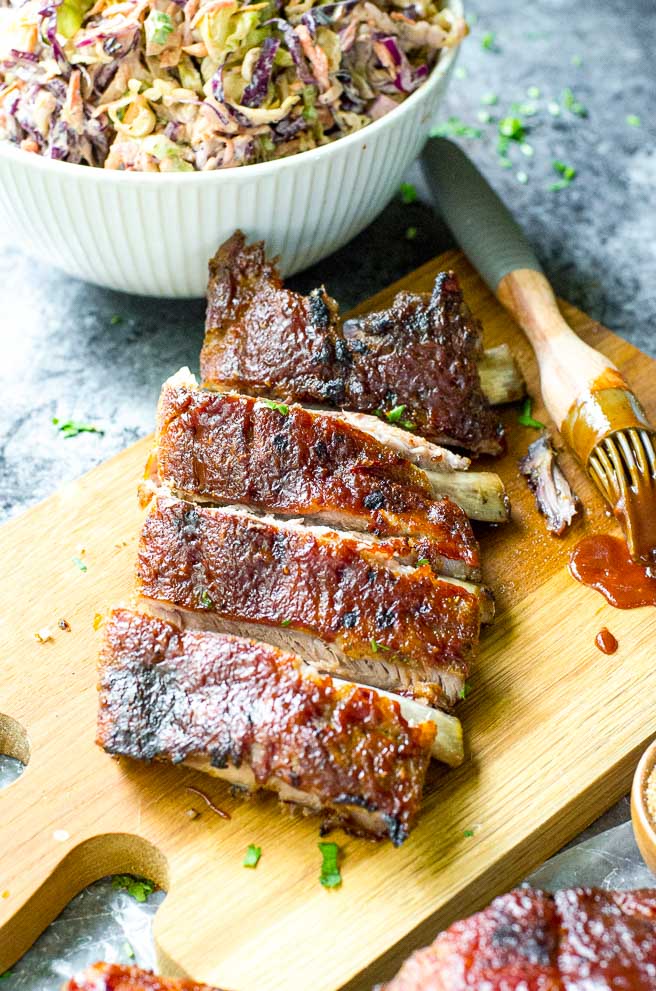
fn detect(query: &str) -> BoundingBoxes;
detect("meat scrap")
[146,369,482,580]
[519,434,581,536]
[383,886,656,990]
[63,962,224,991]
[97,609,436,845]
[136,496,489,710]
[200,231,505,456]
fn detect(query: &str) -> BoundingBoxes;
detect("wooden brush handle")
[421,139,624,429]
[496,269,623,427]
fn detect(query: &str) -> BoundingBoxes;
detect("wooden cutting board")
[1,250,655,991]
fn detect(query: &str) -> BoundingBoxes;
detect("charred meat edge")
[97,609,436,845]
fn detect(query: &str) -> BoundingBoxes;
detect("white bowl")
[0,2,461,297]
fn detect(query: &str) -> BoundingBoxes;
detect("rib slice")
[146,369,483,578]
[200,232,505,455]
[519,434,581,536]
[63,963,224,991]
[97,609,436,845]
[383,886,656,990]
[136,496,485,708]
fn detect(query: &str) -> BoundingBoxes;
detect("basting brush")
[421,137,656,565]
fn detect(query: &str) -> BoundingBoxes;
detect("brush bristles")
[588,429,656,563]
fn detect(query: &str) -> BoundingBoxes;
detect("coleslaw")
[0,0,465,170]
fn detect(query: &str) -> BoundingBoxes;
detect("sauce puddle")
[595,627,618,654]
[569,534,656,609]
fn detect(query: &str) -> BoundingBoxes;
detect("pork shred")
[97,609,436,845]
[519,434,581,536]
[147,371,480,580]
[200,231,504,455]
[63,963,224,991]
[136,496,480,708]
[383,886,656,990]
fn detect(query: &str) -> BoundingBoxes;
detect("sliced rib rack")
[146,369,488,579]
[136,496,487,709]
[97,609,436,845]
[200,232,507,455]
[384,886,656,990]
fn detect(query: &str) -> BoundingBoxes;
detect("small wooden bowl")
[631,738,656,876]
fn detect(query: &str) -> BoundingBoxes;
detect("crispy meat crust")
[151,379,480,578]
[97,609,435,844]
[200,232,504,455]
[63,963,223,991]
[384,886,656,990]
[136,497,479,706]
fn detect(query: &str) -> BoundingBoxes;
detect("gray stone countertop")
[0,0,654,982]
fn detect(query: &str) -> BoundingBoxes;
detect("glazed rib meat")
[200,232,505,455]
[136,496,486,709]
[519,434,581,536]
[97,609,436,845]
[146,369,482,579]
[63,963,224,991]
[383,886,656,990]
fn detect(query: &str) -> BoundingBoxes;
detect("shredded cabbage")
[0,0,465,170]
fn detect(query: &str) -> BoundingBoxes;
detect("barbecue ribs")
[97,609,436,844]
[200,232,505,455]
[383,886,656,990]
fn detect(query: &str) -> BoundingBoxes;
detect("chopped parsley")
[72,556,87,572]
[562,87,587,117]
[243,844,262,868]
[261,399,289,415]
[144,9,173,46]
[416,557,429,567]
[430,117,481,139]
[520,142,534,157]
[516,171,529,185]
[399,182,417,204]
[477,110,493,124]
[498,116,526,142]
[571,54,583,67]
[0,972,12,980]
[626,114,642,128]
[547,101,561,116]
[481,31,496,51]
[481,92,498,106]
[281,618,292,627]
[463,828,475,838]
[385,404,407,424]
[549,160,576,191]
[459,681,472,700]
[123,942,135,959]
[53,417,104,439]
[370,639,390,653]
[110,314,123,325]
[112,875,156,903]
[526,85,541,99]
[199,588,214,609]
[518,397,546,429]
[318,841,341,888]
[405,226,417,241]
[454,66,467,79]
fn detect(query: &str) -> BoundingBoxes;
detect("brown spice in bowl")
[646,766,656,828]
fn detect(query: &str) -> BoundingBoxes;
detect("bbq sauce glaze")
[569,534,656,608]
[595,628,618,654]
